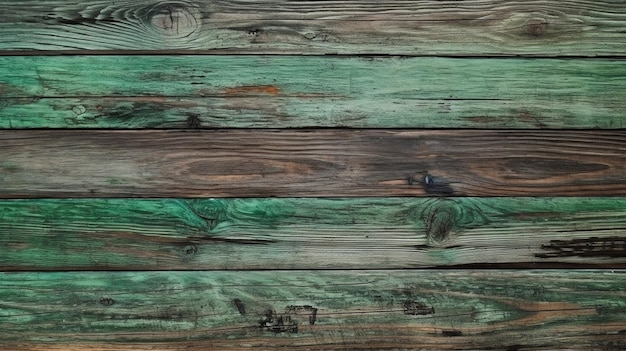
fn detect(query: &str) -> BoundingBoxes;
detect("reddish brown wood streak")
[225,85,281,95]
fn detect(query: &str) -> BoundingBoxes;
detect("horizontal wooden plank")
[1,56,625,128]
[1,198,626,270]
[0,130,625,198]
[1,270,625,350]
[1,0,625,55]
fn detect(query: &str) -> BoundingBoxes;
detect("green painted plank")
[0,0,625,55]
[1,129,625,198]
[1,198,625,270]
[1,270,625,349]
[1,56,625,128]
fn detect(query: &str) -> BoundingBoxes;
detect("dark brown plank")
[0,129,624,197]
[1,0,626,56]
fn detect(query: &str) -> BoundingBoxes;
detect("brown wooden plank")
[0,0,625,56]
[0,129,624,198]
[1,270,625,350]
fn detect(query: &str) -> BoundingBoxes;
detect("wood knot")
[408,174,454,195]
[423,201,457,246]
[72,105,86,115]
[186,115,202,128]
[525,18,548,37]
[180,244,197,256]
[99,297,115,306]
[146,2,201,39]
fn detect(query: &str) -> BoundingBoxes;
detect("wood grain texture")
[1,270,625,350]
[1,56,625,128]
[1,198,626,270]
[0,0,625,56]
[0,129,625,198]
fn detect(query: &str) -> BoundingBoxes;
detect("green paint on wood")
[1,198,625,270]
[0,56,625,128]
[0,0,625,56]
[0,270,625,349]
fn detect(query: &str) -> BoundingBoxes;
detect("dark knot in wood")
[408,174,454,195]
[99,297,115,306]
[146,2,201,39]
[526,18,548,37]
[180,244,197,256]
[186,115,202,128]
[424,202,456,245]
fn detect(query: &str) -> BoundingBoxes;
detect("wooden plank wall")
[1,1,626,349]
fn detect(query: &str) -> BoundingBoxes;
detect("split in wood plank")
[0,0,625,55]
[1,270,625,350]
[0,129,625,198]
[1,56,626,128]
[1,198,626,270]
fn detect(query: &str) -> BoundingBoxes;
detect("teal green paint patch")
[0,56,624,129]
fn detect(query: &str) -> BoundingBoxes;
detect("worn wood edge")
[0,270,625,350]
[1,56,625,129]
[0,129,625,198]
[1,197,625,270]
[1,0,626,56]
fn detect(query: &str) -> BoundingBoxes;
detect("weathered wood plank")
[1,130,625,198]
[1,198,626,270]
[1,0,625,56]
[1,56,625,128]
[1,270,625,350]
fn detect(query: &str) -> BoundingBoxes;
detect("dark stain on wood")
[422,175,455,195]
[536,237,626,258]
[194,236,277,245]
[403,300,435,316]
[232,298,246,315]
[99,297,115,306]
[43,14,117,26]
[258,309,298,333]
[186,115,202,128]
[441,329,463,337]
[285,305,318,325]
[408,174,455,195]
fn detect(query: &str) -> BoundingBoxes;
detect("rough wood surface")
[1,198,626,270]
[1,0,625,56]
[2,1,625,349]
[1,270,625,350]
[1,56,625,128]
[1,129,625,198]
